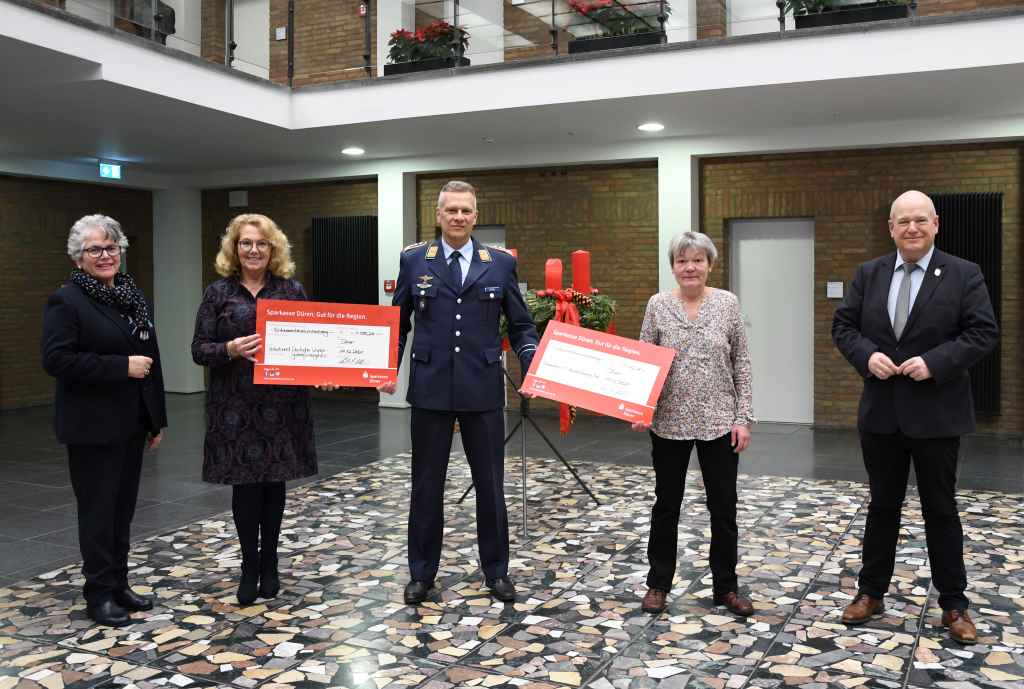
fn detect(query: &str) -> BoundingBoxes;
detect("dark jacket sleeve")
[921,262,999,385]
[502,257,539,372]
[393,251,414,372]
[192,283,232,367]
[41,291,128,383]
[831,262,879,379]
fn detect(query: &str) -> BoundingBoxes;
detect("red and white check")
[522,321,676,424]
[254,299,400,387]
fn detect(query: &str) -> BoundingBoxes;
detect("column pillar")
[657,149,700,292]
[377,167,418,408]
[153,188,205,393]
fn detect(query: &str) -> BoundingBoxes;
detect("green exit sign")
[99,163,122,180]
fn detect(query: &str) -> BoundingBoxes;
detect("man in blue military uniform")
[379,180,538,605]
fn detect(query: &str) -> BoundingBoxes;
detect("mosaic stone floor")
[1,453,1022,689]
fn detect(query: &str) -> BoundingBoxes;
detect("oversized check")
[522,321,676,424]
[254,299,400,387]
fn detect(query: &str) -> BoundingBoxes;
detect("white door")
[729,219,814,423]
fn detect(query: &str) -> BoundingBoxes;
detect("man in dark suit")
[832,190,998,644]
[379,180,538,604]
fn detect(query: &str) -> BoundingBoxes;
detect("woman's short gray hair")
[667,231,718,267]
[67,214,128,260]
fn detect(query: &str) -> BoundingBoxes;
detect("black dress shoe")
[86,599,132,627]
[238,567,259,606]
[487,576,516,602]
[403,580,432,605]
[114,587,154,612]
[259,556,280,600]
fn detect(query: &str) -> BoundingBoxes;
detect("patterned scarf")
[70,269,153,341]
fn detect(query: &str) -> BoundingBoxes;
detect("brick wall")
[200,179,378,290]
[201,0,226,64]
[0,175,153,410]
[270,0,378,86]
[416,163,659,401]
[700,143,1022,434]
[697,0,727,38]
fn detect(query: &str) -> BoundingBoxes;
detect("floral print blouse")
[639,288,755,441]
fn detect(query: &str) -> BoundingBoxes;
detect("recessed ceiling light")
[637,122,665,132]
[341,146,365,156]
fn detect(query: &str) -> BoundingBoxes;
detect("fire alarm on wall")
[383,279,396,294]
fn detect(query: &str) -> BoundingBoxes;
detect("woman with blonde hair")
[192,214,318,605]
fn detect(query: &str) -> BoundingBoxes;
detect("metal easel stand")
[457,366,600,538]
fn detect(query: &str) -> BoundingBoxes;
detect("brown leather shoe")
[642,588,667,614]
[842,593,884,624]
[714,591,754,617]
[942,609,977,644]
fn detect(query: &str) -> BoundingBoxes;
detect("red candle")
[571,250,591,295]
[544,259,563,290]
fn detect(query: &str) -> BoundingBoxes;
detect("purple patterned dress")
[192,275,318,485]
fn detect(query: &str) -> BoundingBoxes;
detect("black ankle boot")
[258,554,279,599]
[237,566,258,606]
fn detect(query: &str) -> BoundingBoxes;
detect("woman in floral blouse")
[633,231,755,617]
[192,214,319,606]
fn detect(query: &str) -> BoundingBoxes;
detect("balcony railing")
[28,0,1023,88]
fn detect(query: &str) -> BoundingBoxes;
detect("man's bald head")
[888,190,939,263]
[889,190,937,221]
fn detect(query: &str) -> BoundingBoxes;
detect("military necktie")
[449,251,463,287]
[893,262,918,339]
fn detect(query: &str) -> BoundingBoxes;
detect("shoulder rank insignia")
[425,244,439,260]
[403,240,426,253]
[478,248,492,263]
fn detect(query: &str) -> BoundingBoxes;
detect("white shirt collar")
[441,238,473,263]
[896,244,935,272]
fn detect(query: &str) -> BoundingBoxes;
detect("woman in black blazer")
[41,214,167,628]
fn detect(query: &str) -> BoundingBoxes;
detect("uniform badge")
[425,245,439,260]
[417,274,434,289]
[478,249,492,263]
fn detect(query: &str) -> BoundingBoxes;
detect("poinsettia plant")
[387,21,470,64]
[568,0,668,38]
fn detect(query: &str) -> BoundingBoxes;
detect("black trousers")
[858,431,968,611]
[67,430,147,605]
[646,431,739,596]
[409,407,508,583]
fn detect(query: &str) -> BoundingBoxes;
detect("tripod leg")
[457,418,523,506]
[525,415,601,505]
[521,410,528,539]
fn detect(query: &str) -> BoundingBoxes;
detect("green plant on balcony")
[784,0,901,15]
[386,21,470,64]
[568,0,669,39]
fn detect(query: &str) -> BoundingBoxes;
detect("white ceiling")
[2,24,1023,178]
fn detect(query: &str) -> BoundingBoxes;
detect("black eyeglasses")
[238,239,271,252]
[83,245,121,259]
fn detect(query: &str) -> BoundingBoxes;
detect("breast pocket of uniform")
[480,285,503,318]
[415,285,438,315]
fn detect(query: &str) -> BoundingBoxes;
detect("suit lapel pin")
[934,268,941,277]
